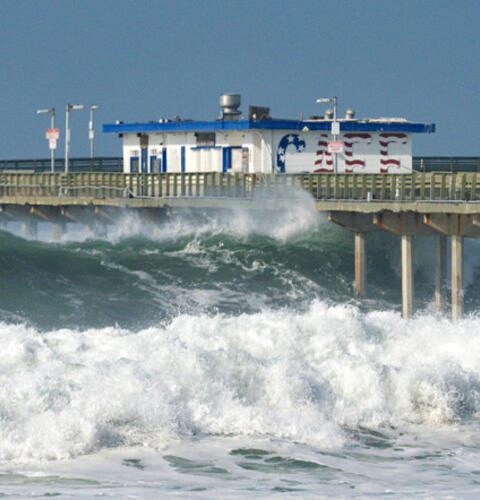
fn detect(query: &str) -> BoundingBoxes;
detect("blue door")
[130,156,139,173]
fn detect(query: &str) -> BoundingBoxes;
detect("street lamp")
[316,96,339,172]
[89,105,100,160]
[37,107,55,172]
[65,103,84,172]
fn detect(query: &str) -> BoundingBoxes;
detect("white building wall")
[121,127,413,174]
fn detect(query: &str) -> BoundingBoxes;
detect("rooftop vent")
[345,109,355,120]
[220,93,241,120]
[324,109,334,120]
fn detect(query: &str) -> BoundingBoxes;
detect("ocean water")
[0,192,480,498]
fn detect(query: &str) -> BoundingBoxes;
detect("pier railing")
[0,157,123,173]
[0,157,479,174]
[0,172,480,202]
[412,156,480,172]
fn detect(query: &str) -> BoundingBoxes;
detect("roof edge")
[103,119,435,134]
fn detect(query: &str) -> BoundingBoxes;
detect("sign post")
[317,96,339,172]
[65,104,84,173]
[46,128,60,172]
[46,129,59,171]
[37,108,56,172]
[331,98,339,172]
[89,105,100,161]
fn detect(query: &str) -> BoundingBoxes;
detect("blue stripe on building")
[141,147,148,173]
[222,148,230,172]
[162,147,167,172]
[104,120,435,134]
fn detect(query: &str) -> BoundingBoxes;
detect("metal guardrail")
[412,157,480,172]
[0,172,479,202]
[0,157,478,173]
[0,157,123,173]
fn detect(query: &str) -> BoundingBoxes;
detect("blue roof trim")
[103,119,435,134]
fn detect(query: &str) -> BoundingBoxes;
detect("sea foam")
[0,300,479,463]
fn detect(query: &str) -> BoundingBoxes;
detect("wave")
[0,300,479,462]
[2,199,480,331]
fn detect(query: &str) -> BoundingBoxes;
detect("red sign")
[327,140,344,153]
[46,128,60,140]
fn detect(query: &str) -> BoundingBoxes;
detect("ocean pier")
[1,169,480,320]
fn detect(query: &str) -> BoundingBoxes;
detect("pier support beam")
[401,234,413,319]
[435,235,447,311]
[451,235,464,321]
[354,232,366,298]
[328,211,380,233]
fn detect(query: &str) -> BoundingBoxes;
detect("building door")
[150,156,160,173]
[130,156,139,173]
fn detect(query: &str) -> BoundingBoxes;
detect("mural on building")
[344,133,372,172]
[276,131,411,173]
[314,134,333,172]
[276,134,306,173]
[379,133,408,172]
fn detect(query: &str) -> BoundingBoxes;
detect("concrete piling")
[401,234,413,319]
[354,232,366,298]
[435,235,447,311]
[451,234,464,320]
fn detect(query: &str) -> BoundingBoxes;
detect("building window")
[195,132,215,146]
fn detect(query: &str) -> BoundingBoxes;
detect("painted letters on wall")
[275,131,412,173]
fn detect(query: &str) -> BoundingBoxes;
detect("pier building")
[103,94,434,175]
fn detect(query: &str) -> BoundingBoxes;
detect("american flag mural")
[275,130,412,174]
[314,134,333,172]
[379,133,408,172]
[276,134,306,173]
[344,133,372,172]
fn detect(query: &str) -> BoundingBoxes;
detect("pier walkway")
[0,170,479,321]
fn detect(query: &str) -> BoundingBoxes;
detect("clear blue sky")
[0,0,478,159]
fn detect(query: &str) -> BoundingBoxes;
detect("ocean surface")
[1,191,480,498]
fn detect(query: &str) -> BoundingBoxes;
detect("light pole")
[89,105,100,160]
[317,96,338,172]
[37,107,55,172]
[65,103,84,172]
